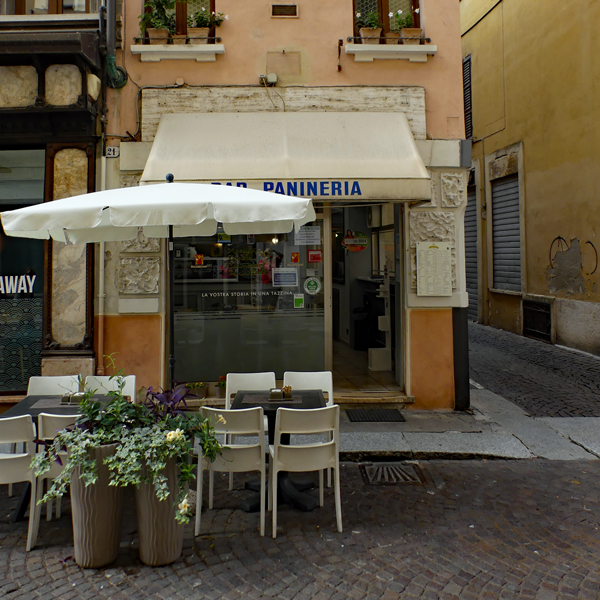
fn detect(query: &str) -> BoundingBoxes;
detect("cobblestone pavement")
[2,460,600,599]
[469,322,600,417]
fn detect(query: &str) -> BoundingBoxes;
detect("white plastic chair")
[224,372,275,489]
[0,415,38,551]
[27,375,80,396]
[36,413,77,524]
[195,406,266,537]
[85,375,137,402]
[283,371,335,486]
[269,405,342,539]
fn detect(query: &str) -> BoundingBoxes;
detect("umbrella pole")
[168,223,175,387]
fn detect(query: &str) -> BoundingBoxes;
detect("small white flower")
[414,8,420,14]
[166,428,184,443]
[397,10,403,15]
[217,414,227,425]
[224,14,229,20]
[356,12,361,18]
[178,496,191,513]
[201,6,205,10]
[388,12,393,17]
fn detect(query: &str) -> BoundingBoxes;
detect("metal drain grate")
[360,462,426,486]
[346,408,406,423]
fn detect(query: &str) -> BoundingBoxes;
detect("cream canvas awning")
[141,112,431,202]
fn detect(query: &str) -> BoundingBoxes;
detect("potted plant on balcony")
[398,8,422,45]
[139,0,175,45]
[33,368,222,568]
[188,8,228,45]
[215,375,227,398]
[355,10,382,45]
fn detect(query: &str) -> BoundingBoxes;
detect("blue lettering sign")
[307,181,317,196]
[320,182,329,196]
[264,182,274,191]
[351,181,362,196]
[237,182,247,187]
[332,181,341,196]
[287,181,298,196]
[275,182,285,194]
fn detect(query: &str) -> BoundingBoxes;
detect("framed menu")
[416,242,452,297]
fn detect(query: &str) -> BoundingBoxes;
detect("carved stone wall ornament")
[440,171,466,207]
[120,232,161,253]
[118,257,160,294]
[0,65,37,108]
[45,64,81,107]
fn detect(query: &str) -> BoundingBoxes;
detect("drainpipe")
[105,0,128,89]
[97,153,107,375]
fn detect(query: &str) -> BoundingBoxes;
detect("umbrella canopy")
[0,182,316,243]
[1,181,316,386]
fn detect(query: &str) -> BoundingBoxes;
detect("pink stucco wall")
[109,0,464,141]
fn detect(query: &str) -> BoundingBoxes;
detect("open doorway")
[331,205,402,400]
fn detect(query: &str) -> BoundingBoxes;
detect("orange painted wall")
[110,0,464,142]
[408,309,455,409]
[95,315,163,393]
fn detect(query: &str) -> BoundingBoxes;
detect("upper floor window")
[353,0,420,34]
[0,0,99,15]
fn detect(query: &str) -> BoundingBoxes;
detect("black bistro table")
[2,394,108,522]
[231,389,325,513]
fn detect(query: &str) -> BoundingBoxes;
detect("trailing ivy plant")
[32,360,222,525]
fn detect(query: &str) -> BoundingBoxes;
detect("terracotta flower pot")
[359,27,382,44]
[401,27,422,45]
[384,31,401,45]
[172,34,187,45]
[216,386,226,399]
[135,457,184,567]
[70,444,123,569]
[147,27,170,45]
[188,26,210,45]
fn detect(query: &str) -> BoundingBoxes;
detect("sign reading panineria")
[211,180,364,198]
[0,275,36,295]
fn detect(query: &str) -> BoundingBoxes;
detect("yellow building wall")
[461,0,600,349]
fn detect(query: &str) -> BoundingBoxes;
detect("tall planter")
[188,26,210,45]
[71,444,123,569]
[401,27,422,45]
[135,457,184,566]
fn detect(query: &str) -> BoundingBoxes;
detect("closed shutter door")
[491,174,521,291]
[463,55,472,139]
[465,185,478,321]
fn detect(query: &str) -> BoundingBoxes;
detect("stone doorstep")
[0,395,24,405]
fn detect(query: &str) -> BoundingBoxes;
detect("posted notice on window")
[294,226,321,245]
[416,242,452,297]
[273,268,298,287]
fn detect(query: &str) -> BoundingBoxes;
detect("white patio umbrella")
[0,177,316,384]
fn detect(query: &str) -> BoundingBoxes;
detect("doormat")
[346,408,406,423]
[360,462,425,486]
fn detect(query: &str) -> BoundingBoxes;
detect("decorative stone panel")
[121,173,142,188]
[51,149,89,345]
[0,66,37,108]
[488,152,519,181]
[53,149,88,200]
[440,171,466,207]
[409,211,457,290]
[423,169,439,208]
[120,233,161,253]
[118,257,160,294]
[45,64,81,106]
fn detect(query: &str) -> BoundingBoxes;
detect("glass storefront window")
[0,149,45,393]
[174,223,325,382]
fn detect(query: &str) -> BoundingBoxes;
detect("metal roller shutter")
[465,185,478,320]
[491,174,521,291]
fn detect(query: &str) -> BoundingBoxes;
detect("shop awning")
[140,112,431,202]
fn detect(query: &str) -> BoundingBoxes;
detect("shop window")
[353,0,419,34]
[173,223,325,382]
[370,204,395,278]
[0,149,45,393]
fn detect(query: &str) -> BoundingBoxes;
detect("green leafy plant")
[32,361,222,525]
[139,0,176,34]
[390,7,419,31]
[355,10,381,29]
[188,8,228,28]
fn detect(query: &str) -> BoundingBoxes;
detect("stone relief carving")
[424,169,438,208]
[118,257,160,294]
[120,231,161,253]
[0,66,37,108]
[440,171,466,208]
[409,211,457,290]
[45,64,81,107]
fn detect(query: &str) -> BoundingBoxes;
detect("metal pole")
[166,174,176,386]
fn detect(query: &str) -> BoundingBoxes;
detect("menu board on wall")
[416,242,452,297]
